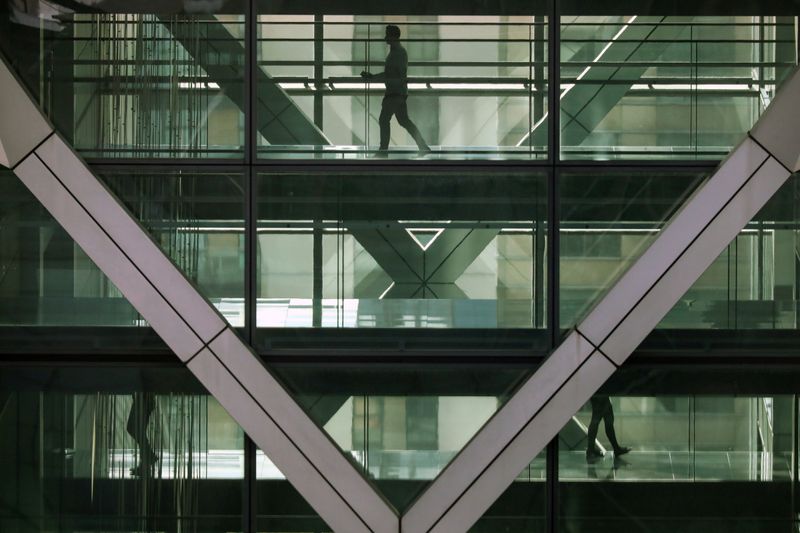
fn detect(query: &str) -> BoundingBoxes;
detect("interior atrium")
[1,0,800,532]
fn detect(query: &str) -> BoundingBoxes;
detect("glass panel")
[0,2,245,159]
[0,169,140,327]
[255,450,332,531]
[656,174,800,334]
[257,171,548,341]
[559,169,705,329]
[0,366,244,532]
[559,16,796,160]
[99,169,246,326]
[559,391,795,531]
[271,364,531,512]
[469,450,547,532]
[256,14,547,160]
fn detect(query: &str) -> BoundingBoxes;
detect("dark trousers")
[378,94,428,150]
[586,396,622,452]
[127,392,157,463]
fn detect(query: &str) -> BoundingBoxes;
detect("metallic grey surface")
[0,58,52,168]
[599,156,791,364]
[163,15,330,147]
[578,137,769,346]
[187,348,374,533]
[429,353,616,533]
[749,67,800,171]
[208,328,399,532]
[405,66,800,532]
[402,330,593,533]
[34,134,227,342]
[522,16,690,148]
[2,63,398,532]
[14,155,204,361]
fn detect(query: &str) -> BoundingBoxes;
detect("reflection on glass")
[256,15,547,159]
[258,172,547,330]
[255,448,331,531]
[469,450,547,533]
[267,365,529,512]
[559,394,795,532]
[659,175,800,331]
[559,170,705,328]
[0,170,138,325]
[0,367,244,532]
[0,3,245,159]
[559,16,796,160]
[101,170,246,326]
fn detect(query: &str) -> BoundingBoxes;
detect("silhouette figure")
[127,392,158,477]
[361,25,431,155]
[585,395,631,462]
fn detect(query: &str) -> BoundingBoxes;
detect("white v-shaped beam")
[403,66,800,532]
[0,56,397,533]
[4,40,799,532]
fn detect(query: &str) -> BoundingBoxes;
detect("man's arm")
[361,70,385,80]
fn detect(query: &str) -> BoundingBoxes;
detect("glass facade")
[255,15,548,159]
[1,1,800,532]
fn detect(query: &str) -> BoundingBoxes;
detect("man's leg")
[394,97,430,151]
[127,392,157,475]
[600,398,630,456]
[586,397,604,460]
[378,96,395,150]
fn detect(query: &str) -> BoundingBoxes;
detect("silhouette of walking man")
[361,24,431,155]
[127,391,158,477]
[586,395,631,462]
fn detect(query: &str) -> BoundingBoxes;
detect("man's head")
[385,24,401,44]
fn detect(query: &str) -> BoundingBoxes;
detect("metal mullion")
[84,158,246,167]
[250,161,553,174]
[244,3,258,533]
[547,0,560,347]
[547,4,561,533]
[244,433,256,533]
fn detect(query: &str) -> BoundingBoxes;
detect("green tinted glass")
[256,15,547,160]
[269,364,531,512]
[559,16,795,160]
[0,169,138,326]
[0,367,244,532]
[0,4,245,159]
[257,171,548,335]
[658,174,800,332]
[559,169,705,329]
[559,393,794,531]
[100,169,246,325]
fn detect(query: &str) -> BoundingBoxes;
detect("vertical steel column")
[547,1,560,348]
[547,5,561,533]
[244,2,258,532]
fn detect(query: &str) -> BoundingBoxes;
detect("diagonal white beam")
[403,66,800,532]
[0,55,398,533]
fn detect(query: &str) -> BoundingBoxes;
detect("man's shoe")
[613,446,631,457]
[586,449,604,463]
[130,462,156,477]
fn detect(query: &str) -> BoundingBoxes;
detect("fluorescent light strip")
[178,81,221,90]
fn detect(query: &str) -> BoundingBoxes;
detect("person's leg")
[127,392,157,475]
[394,97,430,151]
[586,397,604,460]
[600,397,630,455]
[378,96,396,150]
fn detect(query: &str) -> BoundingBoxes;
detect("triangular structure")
[3,27,799,532]
[402,66,800,532]
[0,55,398,533]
